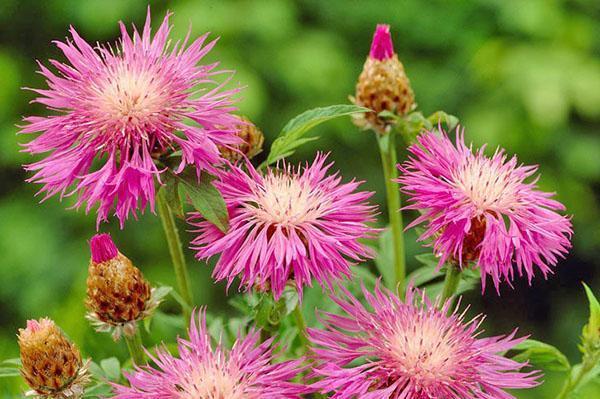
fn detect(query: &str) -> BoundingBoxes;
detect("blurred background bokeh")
[1,0,599,397]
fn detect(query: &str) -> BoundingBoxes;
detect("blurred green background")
[1,0,599,397]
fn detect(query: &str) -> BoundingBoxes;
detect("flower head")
[218,115,264,162]
[309,283,541,398]
[21,9,240,227]
[18,318,90,398]
[398,129,572,291]
[86,233,164,340]
[353,24,415,132]
[189,154,378,299]
[112,310,308,398]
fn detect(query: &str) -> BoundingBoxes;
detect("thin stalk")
[556,353,600,399]
[440,263,462,304]
[156,190,193,323]
[376,132,406,294]
[124,328,145,365]
[293,304,310,354]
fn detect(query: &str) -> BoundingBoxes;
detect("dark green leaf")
[263,104,369,167]
[510,339,571,371]
[178,170,229,233]
[162,173,184,218]
[374,227,395,288]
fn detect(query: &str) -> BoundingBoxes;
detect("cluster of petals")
[189,153,378,299]
[112,309,307,398]
[398,128,572,290]
[21,9,240,227]
[308,283,541,398]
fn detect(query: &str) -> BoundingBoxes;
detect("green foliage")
[263,104,369,167]
[176,170,229,232]
[511,339,571,371]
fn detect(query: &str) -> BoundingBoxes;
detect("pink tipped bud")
[369,24,394,60]
[25,319,42,333]
[90,233,118,263]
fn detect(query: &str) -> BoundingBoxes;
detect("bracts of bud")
[219,115,265,162]
[18,319,90,398]
[352,24,416,133]
[85,234,165,340]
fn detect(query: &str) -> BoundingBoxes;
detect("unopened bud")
[86,234,156,340]
[18,318,89,398]
[219,116,264,162]
[353,24,416,133]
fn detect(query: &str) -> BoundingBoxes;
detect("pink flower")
[189,153,378,299]
[398,129,572,291]
[21,9,240,227]
[112,310,308,398]
[309,283,541,398]
[369,24,395,61]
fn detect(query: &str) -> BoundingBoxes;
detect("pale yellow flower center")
[177,363,255,399]
[452,157,518,213]
[249,174,330,227]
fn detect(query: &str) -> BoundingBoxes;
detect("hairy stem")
[124,327,145,365]
[556,352,600,399]
[377,132,406,294]
[157,190,193,323]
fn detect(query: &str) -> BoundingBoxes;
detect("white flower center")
[250,174,330,226]
[387,315,460,386]
[452,157,518,212]
[96,63,168,128]
[177,363,254,399]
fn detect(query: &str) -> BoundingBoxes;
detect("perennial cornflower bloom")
[112,310,307,398]
[309,283,541,398]
[189,154,378,299]
[398,129,572,291]
[353,24,415,132]
[21,9,240,226]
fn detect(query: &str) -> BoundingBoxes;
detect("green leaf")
[263,104,369,167]
[84,382,113,397]
[407,253,444,287]
[177,170,229,233]
[100,357,121,381]
[162,173,184,218]
[425,267,480,299]
[510,339,571,371]
[374,227,395,288]
[582,283,600,349]
[427,110,460,131]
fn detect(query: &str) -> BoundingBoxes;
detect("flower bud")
[219,115,264,162]
[18,318,89,398]
[86,234,157,340]
[353,24,416,133]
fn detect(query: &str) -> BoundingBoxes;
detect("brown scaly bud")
[352,24,416,133]
[18,318,90,398]
[86,234,163,340]
[219,115,265,162]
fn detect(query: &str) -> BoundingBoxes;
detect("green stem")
[124,327,145,365]
[440,263,462,304]
[156,190,193,323]
[556,354,599,399]
[293,304,310,354]
[377,132,406,294]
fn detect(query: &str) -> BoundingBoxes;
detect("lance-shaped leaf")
[263,104,369,167]
[581,283,600,352]
[510,339,570,371]
[177,170,229,233]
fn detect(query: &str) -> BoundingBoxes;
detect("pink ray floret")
[369,24,395,60]
[309,283,541,398]
[189,153,378,299]
[21,9,240,227]
[113,309,308,398]
[397,128,572,291]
